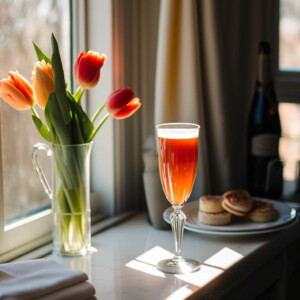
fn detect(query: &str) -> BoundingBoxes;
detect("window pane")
[279,0,300,70]
[279,103,300,181]
[0,0,70,224]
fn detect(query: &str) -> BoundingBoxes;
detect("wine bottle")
[247,41,283,198]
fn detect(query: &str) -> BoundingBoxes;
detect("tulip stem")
[31,106,39,118]
[88,112,110,142]
[91,102,106,124]
[74,86,85,104]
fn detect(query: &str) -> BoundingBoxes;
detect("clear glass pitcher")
[32,142,93,256]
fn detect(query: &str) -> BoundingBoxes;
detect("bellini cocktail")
[157,123,200,274]
[158,135,198,206]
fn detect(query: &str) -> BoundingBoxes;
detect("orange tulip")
[74,51,106,89]
[106,87,141,119]
[0,71,35,110]
[31,60,55,109]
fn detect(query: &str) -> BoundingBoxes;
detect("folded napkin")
[0,259,95,300]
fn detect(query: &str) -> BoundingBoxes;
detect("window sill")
[10,210,136,263]
[41,211,300,299]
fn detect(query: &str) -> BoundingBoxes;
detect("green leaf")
[71,113,84,144]
[45,95,57,143]
[73,87,85,104]
[32,116,51,142]
[51,33,72,125]
[75,104,94,142]
[32,41,52,64]
[66,90,94,142]
[64,91,83,144]
[48,92,72,145]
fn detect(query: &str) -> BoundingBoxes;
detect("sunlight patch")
[136,246,174,265]
[176,264,222,287]
[126,260,165,278]
[204,247,243,269]
[126,246,176,278]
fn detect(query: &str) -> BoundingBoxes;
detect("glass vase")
[32,142,93,256]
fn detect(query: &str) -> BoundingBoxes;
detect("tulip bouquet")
[0,35,140,144]
[0,34,141,255]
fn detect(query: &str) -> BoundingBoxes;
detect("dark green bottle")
[247,41,283,198]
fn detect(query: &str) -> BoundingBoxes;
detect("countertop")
[48,212,300,299]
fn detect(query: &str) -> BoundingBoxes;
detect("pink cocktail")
[156,123,200,274]
[158,136,198,206]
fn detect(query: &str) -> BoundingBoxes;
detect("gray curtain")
[197,0,277,194]
[154,0,277,197]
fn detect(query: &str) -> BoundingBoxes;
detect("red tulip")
[0,71,35,110]
[74,50,106,89]
[106,87,141,119]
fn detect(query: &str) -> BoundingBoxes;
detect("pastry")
[222,189,253,216]
[199,210,231,226]
[199,195,231,225]
[199,195,224,213]
[247,199,278,223]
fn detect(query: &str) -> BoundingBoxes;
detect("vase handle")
[32,143,53,200]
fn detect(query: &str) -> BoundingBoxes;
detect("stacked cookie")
[222,190,253,217]
[199,189,278,225]
[247,199,278,223]
[199,195,231,225]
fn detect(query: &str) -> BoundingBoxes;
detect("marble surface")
[48,213,300,299]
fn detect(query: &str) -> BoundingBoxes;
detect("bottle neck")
[255,52,275,94]
[257,53,272,86]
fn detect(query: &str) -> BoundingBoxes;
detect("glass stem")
[170,206,186,260]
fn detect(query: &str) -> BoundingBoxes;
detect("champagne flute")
[156,123,201,274]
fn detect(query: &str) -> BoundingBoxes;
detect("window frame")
[87,0,144,217]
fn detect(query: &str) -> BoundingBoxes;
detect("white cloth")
[0,259,95,300]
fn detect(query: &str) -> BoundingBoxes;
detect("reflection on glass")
[52,255,92,283]
[163,279,191,300]
[175,264,223,287]
[0,0,70,224]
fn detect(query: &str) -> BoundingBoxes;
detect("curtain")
[154,0,276,197]
[154,0,209,200]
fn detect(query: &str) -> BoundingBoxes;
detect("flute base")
[157,257,201,274]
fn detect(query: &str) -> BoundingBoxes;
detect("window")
[0,0,141,261]
[279,0,300,70]
[0,0,70,225]
[276,0,300,102]
[276,0,300,191]
[0,0,71,261]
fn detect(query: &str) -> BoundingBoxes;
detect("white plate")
[163,199,297,236]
